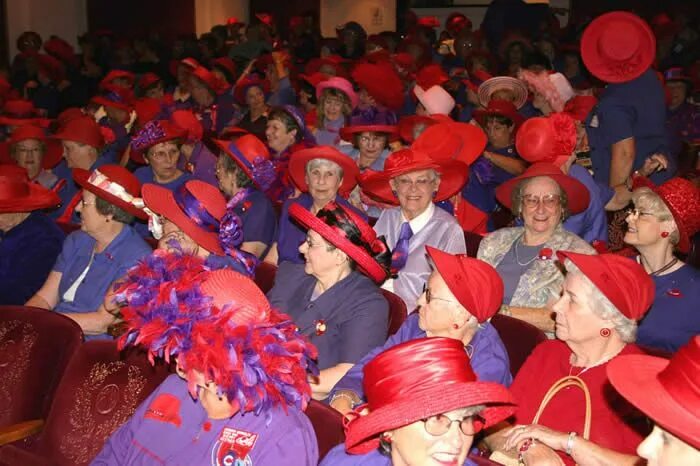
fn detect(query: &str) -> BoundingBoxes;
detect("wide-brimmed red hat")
[132,97,162,129]
[43,36,77,66]
[92,86,134,112]
[143,180,227,255]
[0,165,60,212]
[473,99,525,129]
[234,75,270,105]
[339,110,399,143]
[213,135,275,192]
[359,148,469,206]
[478,76,528,109]
[289,201,390,283]
[516,112,577,166]
[647,177,700,254]
[298,72,329,90]
[0,100,49,127]
[130,120,186,164]
[412,121,487,167]
[138,72,162,91]
[581,12,655,84]
[53,115,105,149]
[99,70,135,90]
[73,164,148,220]
[170,110,203,142]
[316,76,358,109]
[397,114,451,144]
[608,336,700,449]
[351,62,404,111]
[7,124,62,169]
[557,251,654,321]
[288,146,360,195]
[426,247,503,322]
[190,65,228,95]
[495,162,590,214]
[344,337,515,454]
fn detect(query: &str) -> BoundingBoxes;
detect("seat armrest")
[0,420,44,446]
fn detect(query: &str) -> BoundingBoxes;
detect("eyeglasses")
[422,283,458,305]
[15,147,43,155]
[421,413,484,437]
[358,134,386,145]
[395,177,435,191]
[625,208,656,219]
[522,193,561,209]
[79,199,95,207]
[304,236,326,249]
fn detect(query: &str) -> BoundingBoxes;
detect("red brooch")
[538,248,553,260]
[185,162,195,173]
[666,288,683,298]
[315,320,327,336]
[242,201,252,212]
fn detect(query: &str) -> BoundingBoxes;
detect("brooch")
[666,288,682,298]
[538,248,553,260]
[315,320,327,336]
[242,201,252,212]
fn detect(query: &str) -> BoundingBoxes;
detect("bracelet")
[330,392,358,408]
[517,438,536,465]
[499,304,511,317]
[566,431,577,456]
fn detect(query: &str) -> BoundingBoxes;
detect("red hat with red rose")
[516,112,577,167]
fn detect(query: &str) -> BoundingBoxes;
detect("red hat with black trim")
[73,164,148,220]
[7,124,63,169]
[344,337,515,454]
[0,165,60,212]
[130,120,186,164]
[556,251,654,321]
[53,115,105,149]
[288,146,359,195]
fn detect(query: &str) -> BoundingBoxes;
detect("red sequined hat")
[652,177,700,253]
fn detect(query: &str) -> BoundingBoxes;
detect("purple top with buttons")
[91,374,319,466]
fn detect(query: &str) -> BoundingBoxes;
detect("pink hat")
[413,85,456,115]
[518,70,574,112]
[316,76,358,109]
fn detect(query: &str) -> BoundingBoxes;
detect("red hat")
[647,177,700,254]
[53,115,105,149]
[138,72,162,90]
[211,57,236,83]
[359,148,469,206]
[496,162,590,214]
[426,247,503,322]
[132,97,162,129]
[99,70,135,90]
[397,114,449,144]
[130,120,186,164]
[234,75,270,106]
[557,251,654,321]
[73,164,147,220]
[417,16,440,28]
[91,86,134,112]
[344,337,515,454]
[169,110,203,142]
[288,146,359,196]
[473,99,525,129]
[289,201,391,283]
[143,180,227,255]
[563,95,597,122]
[516,112,576,166]
[0,165,60,212]
[581,12,655,84]
[608,336,700,449]
[316,76,359,109]
[56,107,85,128]
[446,13,472,35]
[477,76,528,109]
[415,64,449,91]
[36,54,66,83]
[190,66,227,95]
[7,124,62,169]
[298,72,329,89]
[0,100,49,127]
[412,121,487,167]
[351,63,404,111]
[43,36,77,66]
[219,126,249,140]
[213,135,275,192]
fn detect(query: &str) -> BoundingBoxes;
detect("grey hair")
[392,168,441,183]
[563,260,638,343]
[632,187,679,246]
[511,176,570,220]
[305,158,344,179]
[95,197,135,225]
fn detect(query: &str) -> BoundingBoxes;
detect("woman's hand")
[504,424,568,452]
[638,153,669,177]
[522,443,566,466]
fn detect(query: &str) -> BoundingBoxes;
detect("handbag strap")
[533,375,592,440]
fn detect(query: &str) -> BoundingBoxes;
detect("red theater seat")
[304,400,345,461]
[381,289,407,337]
[491,314,547,377]
[254,261,278,293]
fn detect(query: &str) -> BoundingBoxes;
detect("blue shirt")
[178,141,218,187]
[231,189,277,253]
[267,262,389,370]
[637,264,700,353]
[0,212,65,305]
[562,164,609,244]
[50,156,113,223]
[586,69,674,185]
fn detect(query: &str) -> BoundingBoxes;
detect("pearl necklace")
[568,345,626,377]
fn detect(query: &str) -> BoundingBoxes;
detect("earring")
[452,323,459,330]
[381,433,392,444]
[661,231,670,238]
[600,328,611,338]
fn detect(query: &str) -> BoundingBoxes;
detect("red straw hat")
[495,162,590,214]
[0,100,49,127]
[608,336,700,449]
[99,70,135,90]
[648,177,700,254]
[7,124,63,169]
[473,99,525,129]
[143,180,227,255]
[351,62,405,111]
[53,115,105,149]
[288,146,360,195]
[515,112,577,166]
[213,135,276,192]
[412,121,487,167]
[91,86,134,112]
[556,251,654,321]
[581,12,656,83]
[0,165,60,212]
[130,120,186,164]
[359,148,469,206]
[289,201,390,283]
[426,246,503,322]
[477,76,528,109]
[190,65,227,95]
[316,76,359,109]
[344,337,515,454]
[73,164,148,220]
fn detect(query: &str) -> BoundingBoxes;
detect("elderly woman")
[233,74,270,141]
[478,162,595,333]
[213,134,278,258]
[7,124,62,189]
[0,165,63,305]
[322,337,515,466]
[267,202,391,399]
[330,247,512,415]
[266,146,360,264]
[131,120,192,192]
[360,148,468,311]
[26,165,151,338]
[625,177,700,353]
[94,265,319,465]
[608,336,700,466]
[486,252,654,466]
[313,77,357,146]
[188,65,234,134]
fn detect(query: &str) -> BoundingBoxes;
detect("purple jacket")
[321,445,478,465]
[330,313,512,402]
[91,374,318,466]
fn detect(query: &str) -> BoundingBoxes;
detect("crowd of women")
[0,3,699,465]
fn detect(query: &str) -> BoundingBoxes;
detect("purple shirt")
[321,445,478,465]
[232,189,277,249]
[91,374,318,466]
[49,156,112,223]
[267,262,389,370]
[178,141,218,187]
[330,313,512,403]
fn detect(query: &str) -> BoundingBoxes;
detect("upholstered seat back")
[381,289,408,337]
[491,314,547,377]
[305,400,345,461]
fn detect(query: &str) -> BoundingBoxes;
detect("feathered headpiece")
[114,252,318,418]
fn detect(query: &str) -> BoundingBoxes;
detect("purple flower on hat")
[131,120,165,152]
[251,157,276,192]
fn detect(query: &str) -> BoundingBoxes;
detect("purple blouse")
[178,141,218,187]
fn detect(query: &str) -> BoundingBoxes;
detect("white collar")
[400,202,434,235]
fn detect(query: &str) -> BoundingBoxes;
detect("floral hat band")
[225,140,276,192]
[88,169,145,211]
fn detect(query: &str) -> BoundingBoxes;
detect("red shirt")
[510,340,648,464]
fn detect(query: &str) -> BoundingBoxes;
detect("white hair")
[305,158,344,179]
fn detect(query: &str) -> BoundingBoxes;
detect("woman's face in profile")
[637,425,700,466]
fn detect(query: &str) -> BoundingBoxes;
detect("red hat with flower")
[516,112,577,166]
[73,164,148,220]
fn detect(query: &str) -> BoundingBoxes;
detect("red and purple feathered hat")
[115,256,318,416]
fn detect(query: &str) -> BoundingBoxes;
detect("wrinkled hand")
[504,424,568,452]
[522,444,566,466]
[639,153,669,177]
